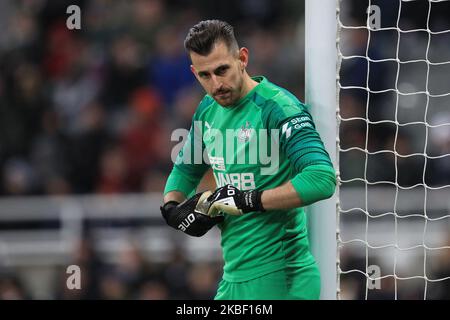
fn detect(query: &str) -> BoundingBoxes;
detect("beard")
[213,77,244,107]
[213,89,234,106]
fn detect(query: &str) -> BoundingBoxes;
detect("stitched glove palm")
[206,184,265,216]
[161,191,224,237]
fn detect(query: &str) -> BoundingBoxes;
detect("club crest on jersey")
[237,121,253,142]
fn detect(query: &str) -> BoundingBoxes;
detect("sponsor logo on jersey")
[214,172,255,190]
[281,116,312,139]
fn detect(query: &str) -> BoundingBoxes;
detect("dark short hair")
[184,20,239,56]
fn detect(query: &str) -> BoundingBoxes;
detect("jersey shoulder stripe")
[253,81,310,130]
[254,79,304,107]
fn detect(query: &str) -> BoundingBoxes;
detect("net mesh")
[337,0,450,299]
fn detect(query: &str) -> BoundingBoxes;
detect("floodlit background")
[0,0,448,299]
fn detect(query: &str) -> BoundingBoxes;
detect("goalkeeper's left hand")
[160,191,224,237]
[206,184,265,216]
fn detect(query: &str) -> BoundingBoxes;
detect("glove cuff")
[242,190,265,213]
[160,200,180,221]
[162,200,179,211]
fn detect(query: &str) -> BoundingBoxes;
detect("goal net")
[337,0,450,299]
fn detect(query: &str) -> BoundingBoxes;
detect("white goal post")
[305,0,339,300]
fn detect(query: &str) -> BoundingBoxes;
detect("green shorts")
[214,262,321,300]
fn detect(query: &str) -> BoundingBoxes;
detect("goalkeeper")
[160,20,336,300]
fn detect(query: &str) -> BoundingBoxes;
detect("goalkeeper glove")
[207,184,265,216]
[160,191,224,237]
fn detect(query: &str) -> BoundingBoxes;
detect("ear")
[238,47,249,70]
[190,65,199,80]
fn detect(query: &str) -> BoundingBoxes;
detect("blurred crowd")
[0,0,304,300]
[0,236,223,300]
[339,240,450,300]
[2,234,448,300]
[339,0,450,188]
[338,0,450,300]
[1,0,448,196]
[0,0,304,196]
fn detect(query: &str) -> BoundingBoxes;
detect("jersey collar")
[220,76,267,110]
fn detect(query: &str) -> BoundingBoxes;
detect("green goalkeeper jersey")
[164,76,335,282]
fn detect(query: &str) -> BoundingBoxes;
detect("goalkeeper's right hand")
[205,184,265,217]
[160,191,224,237]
